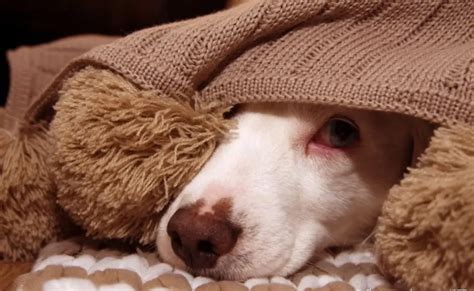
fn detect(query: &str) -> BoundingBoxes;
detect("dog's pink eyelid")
[308,116,360,151]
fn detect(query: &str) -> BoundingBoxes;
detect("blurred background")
[0,0,227,105]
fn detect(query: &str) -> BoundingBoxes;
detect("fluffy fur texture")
[51,68,233,245]
[0,123,73,261]
[376,123,474,289]
[157,102,432,280]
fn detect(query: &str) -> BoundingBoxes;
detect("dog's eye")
[315,117,360,148]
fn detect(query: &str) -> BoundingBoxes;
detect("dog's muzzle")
[166,201,242,269]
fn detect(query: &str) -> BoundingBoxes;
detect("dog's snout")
[167,205,241,269]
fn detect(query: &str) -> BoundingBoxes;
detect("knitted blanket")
[1,0,473,290]
[27,0,472,125]
[0,35,116,132]
[13,240,393,291]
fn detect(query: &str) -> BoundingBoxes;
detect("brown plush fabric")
[0,0,473,289]
[0,122,62,261]
[376,123,474,290]
[52,68,232,244]
[0,35,116,261]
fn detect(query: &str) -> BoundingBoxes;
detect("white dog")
[157,102,433,280]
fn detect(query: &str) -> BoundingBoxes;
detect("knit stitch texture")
[28,0,473,126]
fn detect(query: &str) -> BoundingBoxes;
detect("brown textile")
[376,123,474,290]
[0,1,473,289]
[1,35,116,132]
[27,0,473,127]
[0,35,116,262]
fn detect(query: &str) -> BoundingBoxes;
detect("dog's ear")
[409,119,436,167]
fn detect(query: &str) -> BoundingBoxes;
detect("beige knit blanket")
[0,35,116,132]
[13,239,393,291]
[1,1,473,290]
[26,0,473,126]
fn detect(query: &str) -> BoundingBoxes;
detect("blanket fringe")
[52,67,233,245]
[0,122,66,261]
[376,123,474,290]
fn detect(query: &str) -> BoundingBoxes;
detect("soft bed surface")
[12,240,393,290]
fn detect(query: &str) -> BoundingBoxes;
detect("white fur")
[157,103,432,280]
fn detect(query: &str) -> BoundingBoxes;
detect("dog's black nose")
[167,204,241,269]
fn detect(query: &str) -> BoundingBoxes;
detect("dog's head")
[156,103,433,280]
